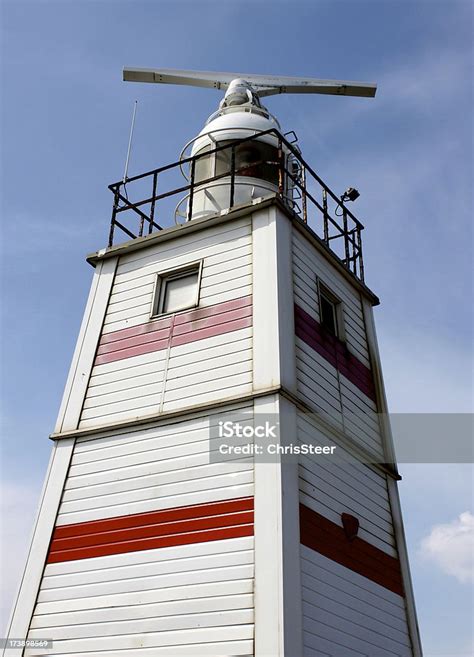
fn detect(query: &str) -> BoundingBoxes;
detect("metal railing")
[107,129,365,281]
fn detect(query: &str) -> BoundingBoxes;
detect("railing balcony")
[107,129,365,282]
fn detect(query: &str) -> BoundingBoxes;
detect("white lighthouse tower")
[5,68,423,657]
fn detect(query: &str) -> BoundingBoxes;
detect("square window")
[154,264,201,316]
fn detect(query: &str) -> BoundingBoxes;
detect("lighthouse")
[5,68,422,657]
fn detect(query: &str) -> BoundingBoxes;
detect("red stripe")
[53,497,253,539]
[47,524,254,563]
[300,504,404,596]
[52,511,254,551]
[48,497,254,563]
[94,296,252,366]
[294,304,376,402]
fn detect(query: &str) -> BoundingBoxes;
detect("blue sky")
[1,0,473,654]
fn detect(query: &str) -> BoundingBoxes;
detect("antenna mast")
[123,100,138,184]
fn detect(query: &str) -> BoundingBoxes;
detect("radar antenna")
[123,67,377,104]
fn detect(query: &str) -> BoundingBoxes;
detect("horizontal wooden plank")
[106,281,155,306]
[65,451,248,493]
[57,484,255,525]
[115,218,251,275]
[299,462,394,531]
[30,592,254,629]
[198,284,253,308]
[37,563,255,601]
[25,640,254,657]
[302,585,411,646]
[168,327,252,362]
[59,471,254,515]
[113,233,252,289]
[301,548,405,612]
[82,382,163,411]
[199,274,251,299]
[298,453,392,517]
[34,576,254,615]
[44,535,254,576]
[304,631,368,657]
[297,412,388,494]
[166,360,252,393]
[88,350,167,381]
[162,382,253,413]
[163,372,252,403]
[203,252,252,282]
[80,392,160,421]
[303,617,408,657]
[65,463,251,503]
[29,608,254,640]
[43,548,254,590]
[167,349,252,382]
[303,609,412,656]
[71,424,210,465]
[25,624,254,654]
[87,370,164,399]
[201,263,252,290]
[301,569,408,632]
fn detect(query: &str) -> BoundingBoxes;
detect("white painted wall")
[79,218,253,428]
[293,227,384,459]
[26,404,255,656]
[301,546,413,657]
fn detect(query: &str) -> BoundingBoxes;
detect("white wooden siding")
[26,406,255,656]
[103,219,252,333]
[27,538,254,657]
[297,410,397,556]
[79,218,253,429]
[59,406,254,525]
[293,232,370,366]
[301,546,412,657]
[293,228,384,458]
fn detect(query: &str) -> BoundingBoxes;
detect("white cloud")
[420,512,474,583]
[0,479,42,634]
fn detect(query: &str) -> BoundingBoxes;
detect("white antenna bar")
[123,67,377,98]
[123,100,138,183]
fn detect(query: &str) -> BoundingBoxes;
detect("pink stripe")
[171,316,253,348]
[174,296,252,326]
[100,316,172,345]
[94,296,252,366]
[95,337,170,365]
[96,327,171,356]
[294,304,376,402]
[173,305,253,337]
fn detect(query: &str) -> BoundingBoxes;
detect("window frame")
[317,278,345,341]
[151,260,203,319]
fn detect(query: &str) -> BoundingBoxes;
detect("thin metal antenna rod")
[123,100,138,184]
